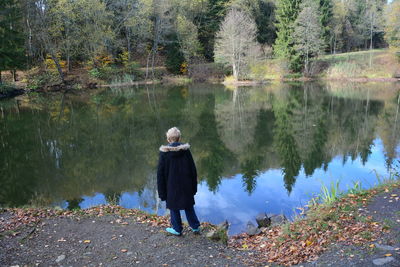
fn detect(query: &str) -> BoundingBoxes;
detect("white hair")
[166,127,181,143]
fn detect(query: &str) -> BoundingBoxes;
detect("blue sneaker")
[191,227,200,234]
[166,227,181,236]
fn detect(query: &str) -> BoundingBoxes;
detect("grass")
[319,180,341,204]
[249,49,399,80]
[322,49,399,79]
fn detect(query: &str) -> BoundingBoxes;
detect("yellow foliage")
[45,54,66,70]
[118,51,129,67]
[180,62,188,74]
[94,54,114,68]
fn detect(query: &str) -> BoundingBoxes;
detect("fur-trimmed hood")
[159,143,190,152]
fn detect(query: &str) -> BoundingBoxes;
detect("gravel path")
[300,187,400,267]
[0,214,250,267]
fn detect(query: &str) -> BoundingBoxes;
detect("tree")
[365,1,384,50]
[145,0,174,79]
[176,15,201,66]
[273,0,302,72]
[214,8,261,80]
[197,0,230,61]
[318,0,333,51]
[0,0,26,83]
[294,0,325,74]
[384,0,400,48]
[229,0,277,45]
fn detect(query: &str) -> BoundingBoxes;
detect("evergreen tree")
[318,0,333,51]
[197,0,230,61]
[273,0,302,72]
[0,0,26,83]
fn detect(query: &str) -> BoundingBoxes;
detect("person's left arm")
[187,150,197,195]
[157,152,167,201]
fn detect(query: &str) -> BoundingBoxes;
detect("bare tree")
[214,8,261,80]
[294,0,324,75]
[145,0,173,80]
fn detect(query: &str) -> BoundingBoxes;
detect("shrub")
[88,68,101,79]
[250,59,289,80]
[26,67,61,89]
[223,75,237,84]
[0,83,16,93]
[188,62,228,82]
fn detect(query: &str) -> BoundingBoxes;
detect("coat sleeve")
[187,150,198,195]
[157,152,167,201]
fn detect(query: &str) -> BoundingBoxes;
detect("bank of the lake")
[1,179,399,266]
[1,50,399,100]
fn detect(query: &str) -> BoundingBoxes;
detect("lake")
[1,82,399,234]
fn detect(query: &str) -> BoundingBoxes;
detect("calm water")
[1,82,400,234]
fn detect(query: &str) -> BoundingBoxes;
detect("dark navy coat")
[157,142,197,210]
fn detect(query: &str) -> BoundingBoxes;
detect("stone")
[206,230,218,240]
[255,213,271,228]
[56,255,66,263]
[374,243,396,251]
[246,221,261,236]
[268,214,288,226]
[372,257,395,265]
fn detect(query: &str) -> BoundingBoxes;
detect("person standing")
[157,127,200,235]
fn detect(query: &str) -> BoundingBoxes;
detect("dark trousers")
[170,206,200,233]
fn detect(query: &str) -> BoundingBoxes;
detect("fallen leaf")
[384,254,392,257]
[83,240,91,243]
[369,244,375,248]
[121,249,128,253]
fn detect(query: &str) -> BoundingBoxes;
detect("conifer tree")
[273,0,302,72]
[318,0,333,51]
[0,0,26,83]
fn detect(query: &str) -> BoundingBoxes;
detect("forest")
[0,0,400,84]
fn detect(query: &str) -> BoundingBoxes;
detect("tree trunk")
[232,63,238,80]
[12,70,17,82]
[126,27,131,61]
[50,53,65,83]
[0,71,2,84]
[67,53,71,72]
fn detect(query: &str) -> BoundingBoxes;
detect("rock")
[372,257,395,265]
[255,213,271,228]
[268,214,288,226]
[206,230,218,240]
[56,255,66,263]
[374,243,396,251]
[217,220,229,231]
[246,221,261,236]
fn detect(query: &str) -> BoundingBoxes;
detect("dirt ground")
[1,187,399,267]
[0,213,251,267]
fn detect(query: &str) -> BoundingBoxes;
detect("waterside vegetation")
[1,0,400,93]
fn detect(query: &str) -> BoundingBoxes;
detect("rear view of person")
[157,127,200,235]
